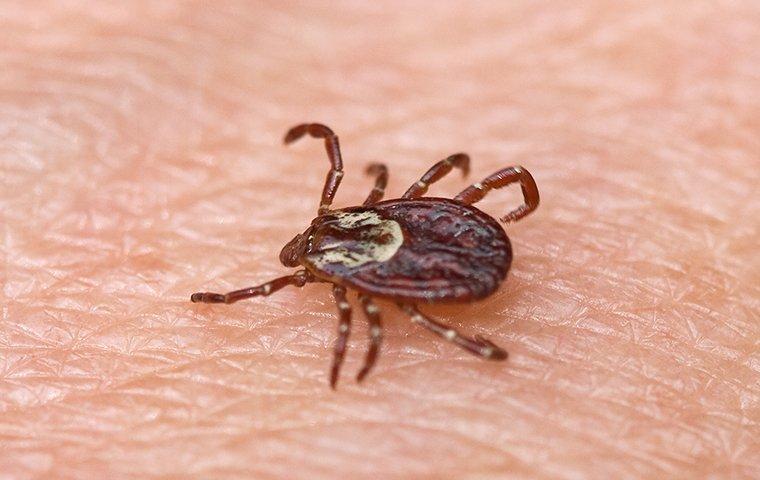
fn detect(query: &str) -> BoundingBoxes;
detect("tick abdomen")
[304,198,512,303]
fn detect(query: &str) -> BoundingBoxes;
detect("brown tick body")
[191,123,540,388]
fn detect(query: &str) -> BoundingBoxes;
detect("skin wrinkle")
[2,0,759,479]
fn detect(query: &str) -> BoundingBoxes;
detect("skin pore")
[2,1,758,479]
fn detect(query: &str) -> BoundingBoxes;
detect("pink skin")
[2,1,759,479]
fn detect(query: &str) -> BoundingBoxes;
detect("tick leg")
[402,153,470,199]
[284,123,344,215]
[362,163,389,205]
[190,270,313,304]
[399,304,507,360]
[356,295,383,382]
[454,166,539,223]
[330,284,352,389]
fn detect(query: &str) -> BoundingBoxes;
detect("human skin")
[1,1,759,479]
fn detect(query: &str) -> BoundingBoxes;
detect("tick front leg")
[190,270,313,304]
[284,123,344,215]
[356,295,383,382]
[402,153,469,199]
[399,304,507,360]
[454,165,539,223]
[330,284,352,389]
[362,163,389,205]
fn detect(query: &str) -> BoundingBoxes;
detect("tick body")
[191,123,540,388]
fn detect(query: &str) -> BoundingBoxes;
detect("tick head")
[278,213,344,268]
[279,225,315,267]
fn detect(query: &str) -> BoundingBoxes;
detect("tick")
[191,123,540,388]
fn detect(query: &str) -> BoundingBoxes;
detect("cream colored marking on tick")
[263,284,272,294]
[473,182,484,190]
[416,181,427,188]
[371,326,382,336]
[310,211,403,269]
[366,304,379,314]
[338,301,350,310]
[339,324,349,333]
[445,330,457,340]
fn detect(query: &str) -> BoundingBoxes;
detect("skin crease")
[1,0,758,478]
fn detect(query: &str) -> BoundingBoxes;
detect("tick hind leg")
[362,163,388,205]
[329,285,352,389]
[284,123,344,215]
[403,153,470,199]
[454,166,539,223]
[399,304,507,360]
[190,270,313,304]
[356,295,383,382]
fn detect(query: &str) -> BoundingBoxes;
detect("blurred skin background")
[1,1,758,479]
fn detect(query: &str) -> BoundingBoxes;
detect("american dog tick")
[191,123,540,388]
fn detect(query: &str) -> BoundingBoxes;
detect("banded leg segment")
[357,295,383,382]
[284,123,344,215]
[362,163,388,205]
[399,304,507,360]
[403,153,470,199]
[454,166,539,223]
[330,285,352,389]
[190,270,313,304]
